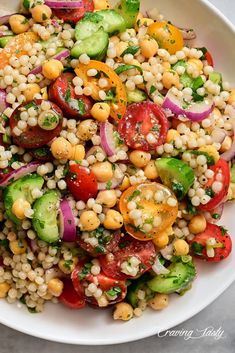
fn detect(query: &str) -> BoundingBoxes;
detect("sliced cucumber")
[40,35,59,50]
[127,88,147,103]
[0,36,15,48]
[155,158,195,200]
[75,19,101,41]
[3,174,44,224]
[115,0,140,28]
[96,10,126,34]
[147,261,196,294]
[32,191,60,243]
[126,273,152,308]
[209,72,222,85]
[71,29,109,60]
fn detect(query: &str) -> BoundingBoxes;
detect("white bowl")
[0,0,235,345]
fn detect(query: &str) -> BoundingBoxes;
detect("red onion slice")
[221,119,235,161]
[162,89,214,122]
[28,49,70,76]
[179,27,197,40]
[204,203,224,224]
[152,255,170,275]
[59,199,77,242]
[0,89,9,113]
[0,14,16,25]
[100,122,116,157]
[45,0,84,8]
[0,161,40,187]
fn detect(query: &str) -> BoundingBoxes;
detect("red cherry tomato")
[49,72,93,119]
[205,51,214,67]
[10,100,63,149]
[66,164,98,202]
[59,278,86,309]
[199,159,230,211]
[71,264,127,307]
[53,0,94,25]
[30,146,53,162]
[190,223,232,262]
[77,229,121,256]
[99,235,156,280]
[118,102,169,151]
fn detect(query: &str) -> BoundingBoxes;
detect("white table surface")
[0,1,235,352]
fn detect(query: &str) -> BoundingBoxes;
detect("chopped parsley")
[106,180,112,190]
[212,213,220,219]
[65,87,71,102]
[78,263,92,281]
[191,242,204,255]
[205,187,215,198]
[127,189,141,202]
[63,260,73,269]
[106,286,121,297]
[120,45,140,57]
[172,182,184,200]
[150,85,157,95]
[220,226,228,236]
[0,239,9,249]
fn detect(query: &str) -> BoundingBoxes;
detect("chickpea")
[48,278,64,297]
[0,283,10,298]
[91,161,113,182]
[103,210,123,230]
[77,119,97,141]
[70,144,85,161]
[140,38,159,58]
[113,302,134,321]
[51,137,72,160]
[188,214,207,234]
[9,15,29,34]
[144,160,158,180]
[166,129,180,143]
[129,150,151,168]
[116,41,129,57]
[148,294,169,310]
[173,239,189,256]
[153,228,171,249]
[23,83,41,102]
[135,17,154,30]
[12,199,30,220]
[58,257,78,274]
[188,58,203,72]
[79,210,100,231]
[96,190,117,208]
[30,4,52,23]
[91,103,111,122]
[119,175,131,191]
[228,88,235,105]
[9,239,27,255]
[220,136,232,153]
[162,71,180,90]
[93,0,110,10]
[42,59,63,80]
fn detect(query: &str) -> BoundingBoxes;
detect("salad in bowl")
[0,0,234,323]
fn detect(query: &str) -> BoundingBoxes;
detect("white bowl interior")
[0,0,235,345]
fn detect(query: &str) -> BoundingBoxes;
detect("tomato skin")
[77,230,121,256]
[59,278,86,309]
[99,235,156,280]
[190,223,232,262]
[10,100,63,149]
[53,0,94,25]
[118,102,169,152]
[66,164,98,202]
[199,159,230,211]
[205,51,214,67]
[49,72,93,119]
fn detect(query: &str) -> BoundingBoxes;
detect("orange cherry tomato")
[147,22,184,55]
[0,32,38,70]
[119,183,178,241]
[75,61,127,121]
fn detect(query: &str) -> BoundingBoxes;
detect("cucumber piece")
[96,10,126,34]
[40,35,58,50]
[155,158,195,200]
[0,36,15,48]
[71,29,108,60]
[32,191,60,243]
[147,261,196,294]
[75,19,101,41]
[209,72,222,85]
[127,89,147,103]
[126,273,152,308]
[3,174,44,224]
[180,73,194,88]
[172,60,187,70]
[115,0,140,28]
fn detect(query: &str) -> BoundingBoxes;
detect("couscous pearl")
[167,197,177,207]
[212,181,223,193]
[191,196,200,206]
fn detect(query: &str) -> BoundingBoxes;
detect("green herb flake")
[106,286,121,297]
[79,263,92,281]
[150,85,156,95]
[64,259,73,269]
[106,180,112,190]
[212,213,220,219]
[121,45,140,57]
[127,190,141,202]
[192,242,204,255]
[205,187,215,198]
[220,226,228,236]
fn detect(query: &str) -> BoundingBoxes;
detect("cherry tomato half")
[10,100,63,149]
[53,0,94,25]
[199,159,230,212]
[66,164,98,202]
[59,278,86,309]
[118,102,169,151]
[205,51,214,67]
[99,235,156,280]
[49,72,93,119]
[190,223,232,262]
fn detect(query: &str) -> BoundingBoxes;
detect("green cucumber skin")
[98,10,126,34]
[0,36,15,48]
[3,174,44,225]
[115,0,140,28]
[32,191,60,243]
[147,261,196,294]
[126,273,151,308]
[127,89,147,103]
[75,20,100,41]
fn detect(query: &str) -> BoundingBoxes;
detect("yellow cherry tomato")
[147,22,184,54]
[119,183,178,241]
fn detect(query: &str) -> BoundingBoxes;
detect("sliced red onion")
[45,267,63,283]
[221,119,235,161]
[45,0,83,8]
[152,255,170,275]
[28,49,70,76]
[0,14,16,25]
[100,122,116,157]
[59,199,76,242]
[179,27,197,40]
[51,19,61,28]
[85,146,106,159]
[211,128,226,144]
[160,243,173,260]
[0,89,9,113]
[0,31,13,37]
[28,239,39,253]
[162,89,214,122]
[0,161,40,187]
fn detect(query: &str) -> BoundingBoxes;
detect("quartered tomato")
[190,223,232,262]
[77,228,121,256]
[118,102,169,151]
[66,164,98,202]
[199,159,230,211]
[49,72,93,119]
[99,235,156,280]
[53,0,94,25]
[59,278,86,309]
[10,100,63,149]
[119,183,178,240]
[75,61,127,121]
[71,264,127,307]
